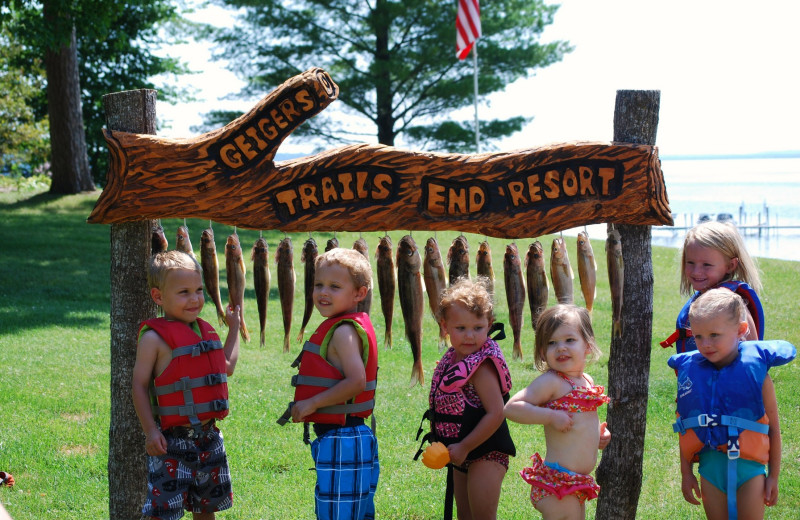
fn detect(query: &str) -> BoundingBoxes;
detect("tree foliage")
[0,24,49,176]
[1,0,190,186]
[209,0,572,152]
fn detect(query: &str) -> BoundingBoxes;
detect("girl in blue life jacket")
[662,221,764,354]
[669,289,795,520]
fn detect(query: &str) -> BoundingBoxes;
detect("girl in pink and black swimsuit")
[505,305,611,520]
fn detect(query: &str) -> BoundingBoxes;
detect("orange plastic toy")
[421,442,450,469]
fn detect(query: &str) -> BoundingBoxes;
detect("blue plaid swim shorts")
[311,423,380,520]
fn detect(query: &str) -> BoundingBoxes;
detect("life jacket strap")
[672,414,768,436]
[154,373,227,395]
[316,399,374,416]
[660,328,692,348]
[291,374,377,391]
[155,399,228,418]
[172,339,223,358]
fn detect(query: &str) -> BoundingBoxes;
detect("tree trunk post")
[595,90,660,519]
[103,89,158,519]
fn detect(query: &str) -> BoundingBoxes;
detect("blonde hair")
[315,247,372,289]
[148,250,202,290]
[680,221,761,296]
[533,304,601,372]
[436,276,494,324]
[688,287,747,325]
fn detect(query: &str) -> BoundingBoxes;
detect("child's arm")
[223,305,241,375]
[446,363,505,467]
[131,331,167,456]
[598,421,611,450]
[763,375,781,507]
[680,456,702,505]
[504,373,573,432]
[291,323,366,423]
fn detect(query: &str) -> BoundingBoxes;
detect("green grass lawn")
[1,189,798,519]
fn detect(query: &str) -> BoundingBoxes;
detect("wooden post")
[595,90,660,520]
[103,89,158,519]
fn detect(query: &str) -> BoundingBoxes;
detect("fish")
[423,237,449,351]
[251,237,270,347]
[175,225,195,259]
[151,222,168,255]
[353,238,372,315]
[396,235,425,386]
[447,235,470,286]
[325,237,339,252]
[576,231,597,314]
[606,227,624,338]
[225,233,250,342]
[525,241,549,332]
[297,237,318,342]
[550,237,574,304]
[504,243,526,360]
[375,236,396,349]
[275,237,296,352]
[475,240,495,297]
[200,227,227,326]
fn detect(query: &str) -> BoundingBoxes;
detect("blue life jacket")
[668,340,795,520]
[661,280,764,353]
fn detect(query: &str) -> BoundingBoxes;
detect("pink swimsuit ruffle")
[520,453,600,504]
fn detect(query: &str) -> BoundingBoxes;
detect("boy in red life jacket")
[283,248,379,520]
[132,250,241,520]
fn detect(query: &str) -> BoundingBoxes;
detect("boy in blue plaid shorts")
[280,248,380,520]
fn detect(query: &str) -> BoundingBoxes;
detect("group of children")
[132,220,795,520]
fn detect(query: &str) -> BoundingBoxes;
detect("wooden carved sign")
[88,68,673,237]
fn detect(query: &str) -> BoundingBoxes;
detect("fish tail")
[283,333,291,353]
[409,360,425,387]
[296,328,306,343]
[260,330,266,348]
[512,341,523,361]
[612,319,622,338]
[217,308,227,327]
[240,317,250,342]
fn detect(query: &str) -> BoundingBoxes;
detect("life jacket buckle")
[697,414,718,427]
[727,439,740,460]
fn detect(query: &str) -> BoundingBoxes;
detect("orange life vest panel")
[141,317,229,429]
[279,312,378,426]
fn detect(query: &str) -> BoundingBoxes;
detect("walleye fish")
[251,237,270,347]
[576,231,597,314]
[225,233,250,342]
[297,237,318,342]
[504,243,526,360]
[447,235,470,286]
[525,241,549,332]
[606,228,624,338]
[276,237,296,352]
[353,238,372,315]
[200,227,226,326]
[550,237,574,304]
[375,236,396,349]
[476,241,495,297]
[396,235,425,386]
[151,223,168,255]
[423,237,448,351]
[175,225,195,259]
[325,237,339,252]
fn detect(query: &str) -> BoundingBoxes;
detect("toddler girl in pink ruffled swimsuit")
[505,305,611,520]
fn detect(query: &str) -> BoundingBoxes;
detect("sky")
[156,0,800,157]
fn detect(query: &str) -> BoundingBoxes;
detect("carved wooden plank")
[88,69,673,238]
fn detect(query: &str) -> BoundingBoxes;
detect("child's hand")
[291,399,316,423]
[145,428,167,456]
[598,421,611,450]
[548,409,574,432]
[226,305,241,331]
[764,474,779,507]
[680,472,702,505]
[447,442,469,467]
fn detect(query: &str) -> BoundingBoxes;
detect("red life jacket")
[141,317,229,429]
[278,312,378,426]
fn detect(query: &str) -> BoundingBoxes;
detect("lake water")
[565,156,800,262]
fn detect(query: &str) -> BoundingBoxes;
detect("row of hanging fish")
[151,222,624,381]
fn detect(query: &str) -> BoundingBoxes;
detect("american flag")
[456,0,481,60]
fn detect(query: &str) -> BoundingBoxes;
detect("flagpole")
[472,44,480,153]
